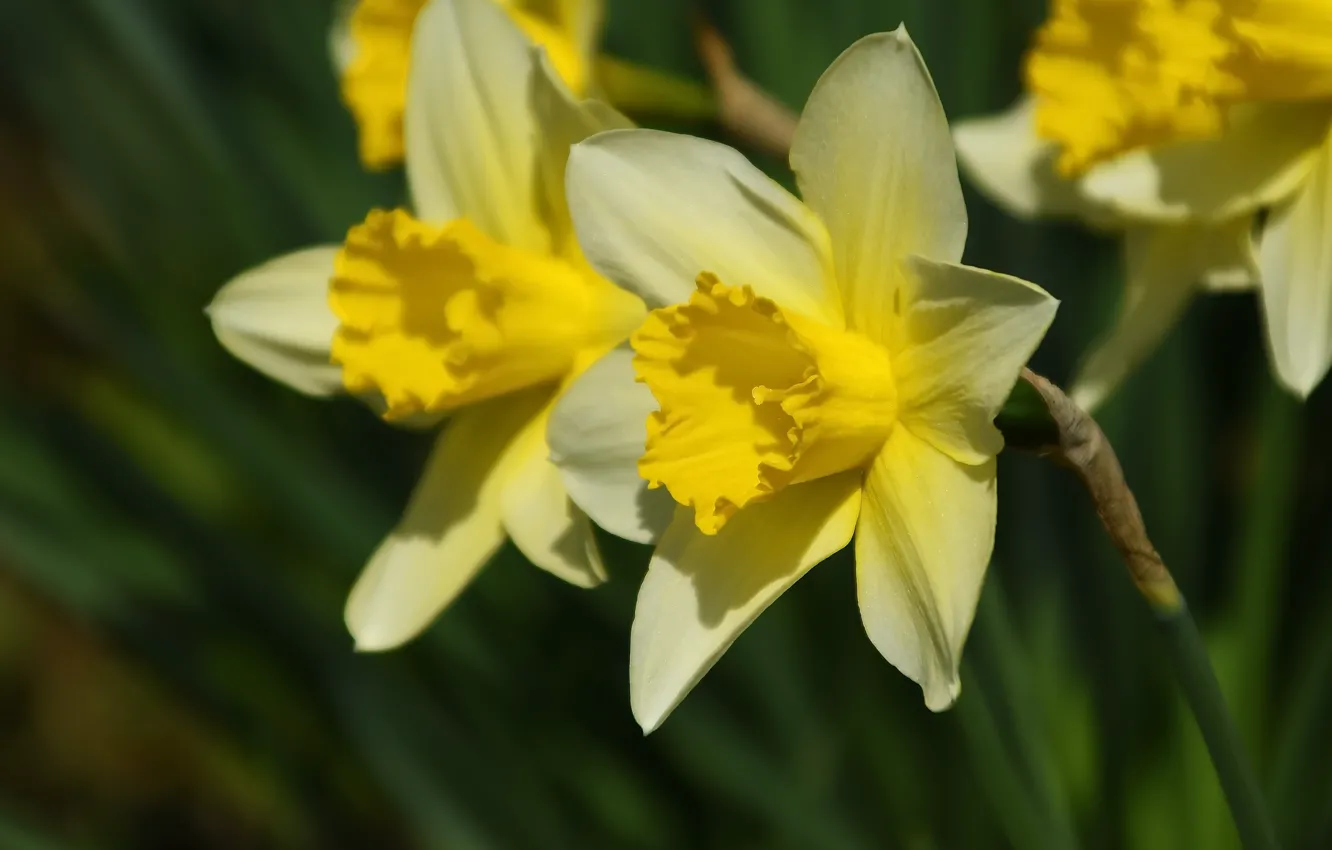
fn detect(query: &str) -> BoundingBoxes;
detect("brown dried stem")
[1016,368,1182,612]
[695,21,799,162]
[1012,370,1280,847]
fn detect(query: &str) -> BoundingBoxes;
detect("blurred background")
[1,0,1329,847]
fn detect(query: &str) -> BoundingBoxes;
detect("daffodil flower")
[954,0,1332,406]
[547,28,1059,732]
[333,0,600,169]
[332,0,712,171]
[208,0,642,650]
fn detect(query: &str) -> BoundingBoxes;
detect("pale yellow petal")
[499,0,603,63]
[1072,219,1256,411]
[498,411,606,587]
[1259,131,1332,398]
[529,48,632,253]
[953,96,1104,221]
[564,129,841,324]
[346,388,547,650]
[404,0,548,250]
[1082,103,1332,223]
[207,246,343,396]
[895,257,1058,465]
[547,344,675,544]
[630,471,863,733]
[856,427,995,712]
[790,27,966,345]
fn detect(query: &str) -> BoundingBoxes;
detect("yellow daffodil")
[332,0,713,171]
[209,0,642,650]
[954,0,1332,406]
[546,28,1059,732]
[333,0,601,169]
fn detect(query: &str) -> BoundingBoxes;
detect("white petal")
[547,344,674,544]
[856,427,995,712]
[1071,219,1256,411]
[1082,103,1332,223]
[498,411,606,588]
[530,48,632,251]
[896,257,1058,465]
[405,0,547,250]
[953,96,1102,221]
[207,246,343,396]
[346,389,547,651]
[1259,132,1332,398]
[565,129,841,324]
[789,27,966,345]
[630,471,863,733]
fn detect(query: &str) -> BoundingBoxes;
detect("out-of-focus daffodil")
[547,28,1059,733]
[955,0,1332,406]
[209,0,642,650]
[332,0,711,169]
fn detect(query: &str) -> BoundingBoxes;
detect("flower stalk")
[694,20,799,161]
[1007,369,1280,850]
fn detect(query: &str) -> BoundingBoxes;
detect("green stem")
[1154,599,1280,850]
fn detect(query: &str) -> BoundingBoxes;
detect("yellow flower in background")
[209,0,641,650]
[955,0,1332,407]
[547,28,1058,732]
[334,0,599,168]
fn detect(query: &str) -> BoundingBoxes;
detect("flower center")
[1026,0,1332,174]
[632,274,897,535]
[330,209,640,420]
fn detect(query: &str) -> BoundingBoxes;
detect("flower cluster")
[204,0,1332,733]
[957,0,1332,406]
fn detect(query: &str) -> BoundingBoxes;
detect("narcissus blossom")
[548,28,1058,732]
[955,0,1332,406]
[209,0,642,650]
[334,0,601,168]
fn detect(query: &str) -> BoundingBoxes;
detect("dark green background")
[1,0,1329,847]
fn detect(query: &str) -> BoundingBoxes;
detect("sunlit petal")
[565,129,840,323]
[405,0,547,250]
[896,258,1058,464]
[547,344,674,544]
[530,48,631,253]
[207,246,343,396]
[1082,103,1331,223]
[790,27,966,345]
[856,428,995,712]
[631,471,862,732]
[499,411,606,587]
[1259,131,1332,397]
[346,388,547,650]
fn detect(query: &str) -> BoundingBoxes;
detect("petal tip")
[347,623,411,654]
[923,675,962,713]
[1274,367,1321,400]
[634,712,665,736]
[629,678,673,735]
